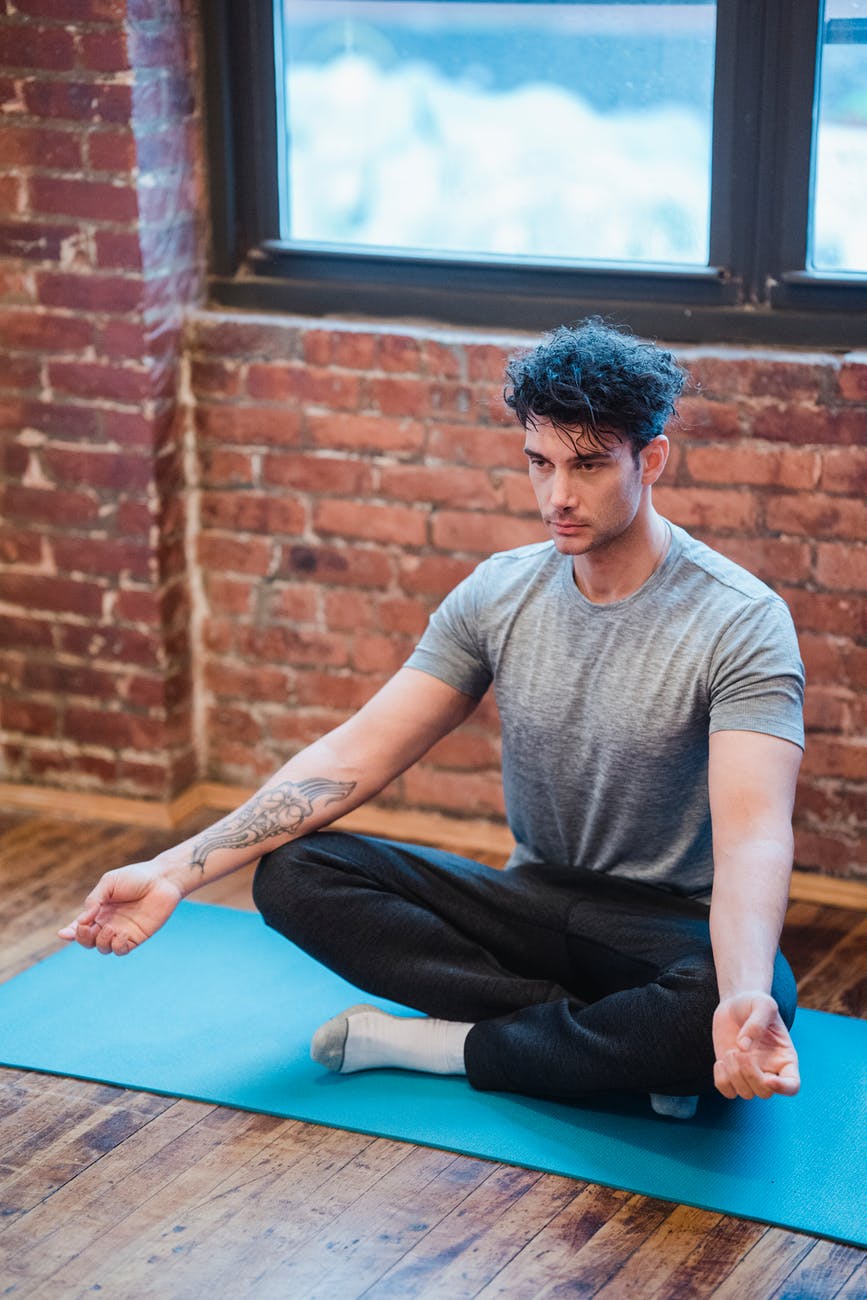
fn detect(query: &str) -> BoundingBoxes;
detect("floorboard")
[0,805,864,1298]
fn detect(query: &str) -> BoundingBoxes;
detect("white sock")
[311,1004,470,1076]
[649,1093,699,1119]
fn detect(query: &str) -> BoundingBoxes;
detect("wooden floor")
[0,805,865,1299]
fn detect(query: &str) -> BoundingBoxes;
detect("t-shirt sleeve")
[707,597,805,748]
[404,564,493,699]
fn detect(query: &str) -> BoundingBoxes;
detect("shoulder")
[671,526,780,605]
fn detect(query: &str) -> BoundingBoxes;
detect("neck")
[572,509,671,604]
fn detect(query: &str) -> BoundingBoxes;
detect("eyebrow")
[522,446,611,465]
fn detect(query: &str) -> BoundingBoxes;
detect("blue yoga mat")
[1,901,864,1246]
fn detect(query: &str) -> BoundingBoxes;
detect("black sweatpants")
[252,831,797,1102]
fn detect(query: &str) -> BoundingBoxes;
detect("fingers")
[57,909,136,956]
[714,1048,801,1101]
[735,1003,777,1052]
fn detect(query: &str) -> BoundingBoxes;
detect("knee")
[772,951,798,1029]
[252,837,309,919]
[659,952,719,1019]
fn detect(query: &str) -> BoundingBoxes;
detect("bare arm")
[59,668,478,954]
[708,729,803,1100]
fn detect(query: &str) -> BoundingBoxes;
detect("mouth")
[548,519,588,534]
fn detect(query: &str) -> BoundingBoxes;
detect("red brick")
[86,127,137,173]
[261,452,372,496]
[779,588,864,639]
[377,462,499,511]
[500,471,538,515]
[422,338,465,380]
[466,342,511,383]
[379,333,423,373]
[704,535,811,587]
[116,500,153,534]
[13,0,126,15]
[323,589,375,632]
[2,483,100,527]
[366,375,431,418]
[127,25,188,70]
[59,623,161,667]
[197,533,273,576]
[0,126,82,168]
[314,498,428,547]
[307,411,425,455]
[0,572,103,616]
[42,447,152,491]
[803,685,851,733]
[196,404,303,448]
[2,23,76,71]
[37,271,145,314]
[0,168,23,213]
[653,486,758,532]
[268,709,350,749]
[200,491,306,537]
[29,176,138,222]
[48,361,153,402]
[801,737,867,781]
[301,330,333,366]
[332,330,379,370]
[190,314,302,361]
[398,553,476,596]
[63,706,166,750]
[247,363,360,410]
[190,359,243,399]
[0,527,41,564]
[281,544,394,589]
[94,230,144,270]
[294,669,382,711]
[403,765,505,817]
[375,595,430,637]
[0,310,93,353]
[820,447,867,496]
[0,615,53,650]
[78,29,130,72]
[428,728,501,769]
[814,542,867,592]
[794,827,863,876]
[236,625,348,669]
[0,220,83,263]
[751,404,863,446]
[430,510,548,555]
[837,354,867,401]
[676,396,741,440]
[19,398,98,440]
[427,422,523,470]
[262,583,319,624]
[95,319,149,359]
[686,443,820,490]
[685,352,835,403]
[1,698,58,736]
[21,79,129,122]
[0,266,35,303]
[52,535,152,580]
[765,493,867,540]
[350,634,413,675]
[0,356,40,390]
[199,447,256,487]
[204,661,293,703]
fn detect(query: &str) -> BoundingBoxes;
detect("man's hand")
[712,991,800,1100]
[58,863,183,956]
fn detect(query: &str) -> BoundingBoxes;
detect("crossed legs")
[252,831,797,1105]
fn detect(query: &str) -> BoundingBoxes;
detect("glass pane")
[811,0,867,272]
[278,1,716,266]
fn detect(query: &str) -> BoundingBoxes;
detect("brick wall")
[0,4,864,880]
[187,318,867,880]
[0,0,205,799]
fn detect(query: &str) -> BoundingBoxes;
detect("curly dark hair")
[504,318,687,457]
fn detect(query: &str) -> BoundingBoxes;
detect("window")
[203,0,867,344]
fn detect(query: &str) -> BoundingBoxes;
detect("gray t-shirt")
[405,523,805,898]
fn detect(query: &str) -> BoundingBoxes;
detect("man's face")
[523,418,656,557]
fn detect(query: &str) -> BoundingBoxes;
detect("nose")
[549,467,578,512]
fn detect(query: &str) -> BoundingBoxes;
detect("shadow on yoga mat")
[0,901,864,1247]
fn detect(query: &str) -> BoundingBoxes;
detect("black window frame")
[202,0,867,345]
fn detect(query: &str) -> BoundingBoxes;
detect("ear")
[639,435,669,486]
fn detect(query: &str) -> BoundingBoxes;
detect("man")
[60,319,805,1117]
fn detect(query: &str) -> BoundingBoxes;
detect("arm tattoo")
[189,777,357,873]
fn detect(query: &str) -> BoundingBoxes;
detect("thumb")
[736,996,777,1050]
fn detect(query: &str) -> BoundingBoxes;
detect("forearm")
[709,832,793,1001]
[154,728,386,897]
